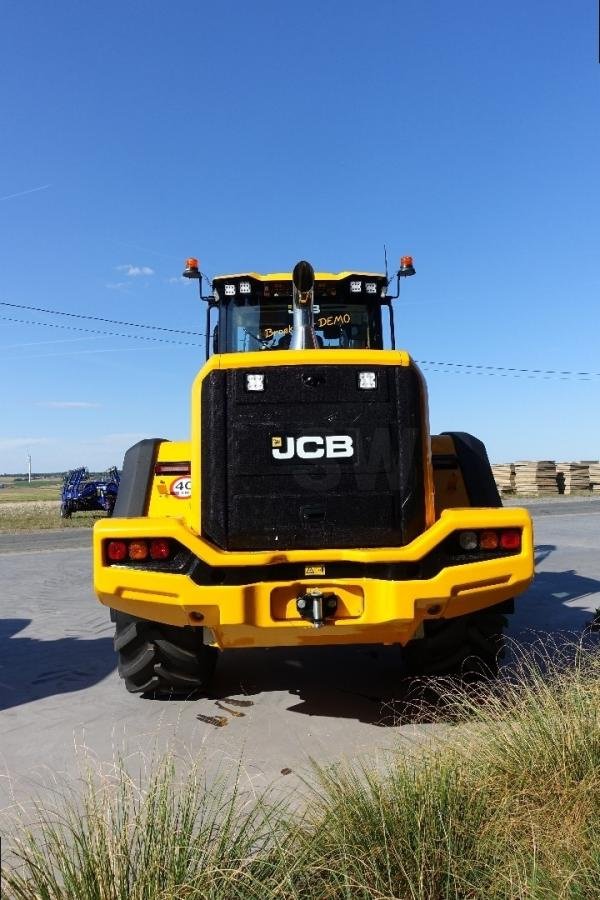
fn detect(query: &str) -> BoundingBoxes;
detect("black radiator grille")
[201,364,425,550]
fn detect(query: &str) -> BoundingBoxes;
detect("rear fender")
[431,432,501,516]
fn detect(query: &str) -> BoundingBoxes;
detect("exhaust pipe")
[290,260,319,350]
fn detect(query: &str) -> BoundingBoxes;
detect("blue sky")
[1,0,599,473]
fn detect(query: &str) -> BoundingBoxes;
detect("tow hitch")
[296,588,338,627]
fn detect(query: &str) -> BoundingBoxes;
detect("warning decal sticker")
[170,477,192,498]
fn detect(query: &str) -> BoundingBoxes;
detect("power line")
[415,358,599,378]
[417,364,592,381]
[0,315,204,347]
[0,300,598,380]
[0,300,203,337]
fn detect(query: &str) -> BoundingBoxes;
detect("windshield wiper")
[244,328,274,349]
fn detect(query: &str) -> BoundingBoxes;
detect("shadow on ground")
[0,618,115,712]
[509,544,600,637]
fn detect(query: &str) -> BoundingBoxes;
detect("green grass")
[0,477,64,503]
[3,642,600,899]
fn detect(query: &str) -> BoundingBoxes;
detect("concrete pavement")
[1,502,599,811]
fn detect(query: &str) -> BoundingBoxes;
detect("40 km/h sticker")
[170,477,192,498]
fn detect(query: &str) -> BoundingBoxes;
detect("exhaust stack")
[290,260,318,350]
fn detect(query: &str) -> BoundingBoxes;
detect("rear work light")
[358,371,377,390]
[458,529,522,553]
[246,373,265,391]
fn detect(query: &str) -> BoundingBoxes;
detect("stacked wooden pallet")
[556,462,590,494]
[491,463,515,493]
[589,462,600,493]
[514,460,558,495]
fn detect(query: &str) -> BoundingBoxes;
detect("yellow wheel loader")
[93,257,533,694]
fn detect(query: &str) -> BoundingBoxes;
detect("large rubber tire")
[113,611,218,696]
[60,501,72,519]
[403,607,508,677]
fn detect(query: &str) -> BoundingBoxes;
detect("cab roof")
[213,271,387,283]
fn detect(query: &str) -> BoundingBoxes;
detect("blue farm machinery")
[60,467,120,518]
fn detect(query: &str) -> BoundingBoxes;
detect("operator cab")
[211,273,387,353]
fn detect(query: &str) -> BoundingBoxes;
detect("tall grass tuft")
[3,639,600,899]
[3,758,289,900]
[290,640,600,898]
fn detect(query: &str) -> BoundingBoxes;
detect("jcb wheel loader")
[93,258,534,695]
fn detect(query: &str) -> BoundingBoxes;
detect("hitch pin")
[312,593,324,628]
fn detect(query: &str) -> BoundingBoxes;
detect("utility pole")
[27,453,31,483]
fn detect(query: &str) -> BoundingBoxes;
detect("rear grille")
[201,364,425,550]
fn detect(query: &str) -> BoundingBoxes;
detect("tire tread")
[404,608,508,677]
[112,611,217,696]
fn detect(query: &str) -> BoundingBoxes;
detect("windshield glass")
[223,298,382,352]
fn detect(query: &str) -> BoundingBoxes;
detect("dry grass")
[3,641,600,898]
[0,500,101,532]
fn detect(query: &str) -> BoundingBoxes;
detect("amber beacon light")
[399,255,416,277]
[183,257,200,279]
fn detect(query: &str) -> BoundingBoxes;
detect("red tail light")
[500,529,521,550]
[107,540,127,562]
[150,539,171,560]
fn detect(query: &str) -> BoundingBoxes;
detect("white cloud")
[38,401,101,409]
[106,281,129,291]
[165,276,186,284]
[116,264,155,277]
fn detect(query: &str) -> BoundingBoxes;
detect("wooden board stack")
[556,463,590,494]
[514,460,558,495]
[491,463,515,494]
[588,462,600,493]
[556,462,590,494]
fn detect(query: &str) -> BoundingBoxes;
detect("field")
[0,477,106,532]
[0,476,64,503]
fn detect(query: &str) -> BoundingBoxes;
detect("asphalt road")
[2,502,600,812]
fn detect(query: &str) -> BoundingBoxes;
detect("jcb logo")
[271,435,354,460]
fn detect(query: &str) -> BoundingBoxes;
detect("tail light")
[150,539,171,560]
[457,529,522,553]
[479,530,499,550]
[458,531,478,550]
[500,529,521,550]
[107,540,127,562]
[105,538,172,564]
[128,540,149,561]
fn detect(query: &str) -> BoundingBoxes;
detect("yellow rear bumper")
[93,507,534,649]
